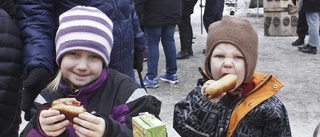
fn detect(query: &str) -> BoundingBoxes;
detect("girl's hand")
[201,80,226,103]
[39,109,70,136]
[73,112,106,137]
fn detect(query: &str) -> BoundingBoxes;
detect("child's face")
[210,43,246,89]
[60,50,103,88]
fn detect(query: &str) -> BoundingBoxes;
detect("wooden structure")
[263,0,298,36]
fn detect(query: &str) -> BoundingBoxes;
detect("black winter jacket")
[174,73,292,137]
[0,6,23,136]
[15,0,145,78]
[135,0,182,26]
[20,69,162,137]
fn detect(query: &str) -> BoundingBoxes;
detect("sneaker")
[160,74,179,84]
[143,76,159,88]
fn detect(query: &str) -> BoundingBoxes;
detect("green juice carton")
[132,112,167,137]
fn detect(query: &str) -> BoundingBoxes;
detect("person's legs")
[202,0,224,54]
[145,26,162,79]
[161,24,178,76]
[292,10,308,46]
[297,10,309,39]
[306,12,320,47]
[177,0,197,59]
[300,12,319,54]
[160,24,179,84]
[203,0,224,32]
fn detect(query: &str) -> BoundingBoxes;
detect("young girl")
[173,16,292,137]
[20,6,161,137]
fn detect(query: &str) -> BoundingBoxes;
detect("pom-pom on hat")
[55,6,113,66]
[205,16,258,83]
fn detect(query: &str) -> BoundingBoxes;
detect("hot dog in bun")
[204,74,237,98]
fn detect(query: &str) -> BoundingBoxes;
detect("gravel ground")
[20,1,320,137]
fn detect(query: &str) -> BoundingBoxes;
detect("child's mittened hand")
[201,80,226,103]
[39,109,70,136]
[73,112,106,137]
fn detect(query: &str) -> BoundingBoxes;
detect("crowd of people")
[1,0,319,136]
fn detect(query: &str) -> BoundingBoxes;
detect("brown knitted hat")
[204,16,258,83]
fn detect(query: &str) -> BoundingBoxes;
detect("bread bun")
[204,74,237,98]
[51,98,86,123]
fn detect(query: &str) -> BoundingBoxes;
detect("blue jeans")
[306,12,320,47]
[144,25,178,79]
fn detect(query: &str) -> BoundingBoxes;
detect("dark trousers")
[297,10,308,40]
[203,0,225,32]
[178,0,198,52]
